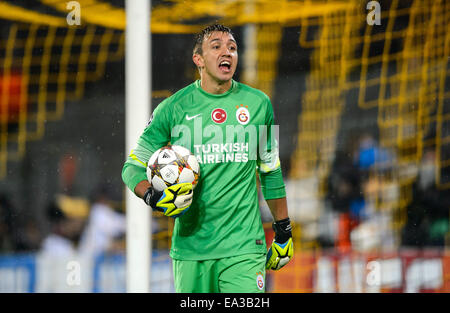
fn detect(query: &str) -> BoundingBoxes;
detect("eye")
[229,46,236,51]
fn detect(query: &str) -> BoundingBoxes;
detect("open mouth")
[219,60,231,72]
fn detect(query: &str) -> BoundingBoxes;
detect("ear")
[192,53,204,69]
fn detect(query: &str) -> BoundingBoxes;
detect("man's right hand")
[144,183,193,218]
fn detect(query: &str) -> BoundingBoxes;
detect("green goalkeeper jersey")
[122,79,286,260]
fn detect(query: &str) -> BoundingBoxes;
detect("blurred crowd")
[0,183,126,258]
[321,133,450,252]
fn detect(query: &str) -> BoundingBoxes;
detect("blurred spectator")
[36,194,90,292]
[78,184,126,258]
[0,195,14,252]
[354,133,394,175]
[349,134,397,252]
[15,219,42,252]
[328,150,362,214]
[325,133,399,252]
[402,149,450,247]
[40,194,89,257]
[327,146,363,252]
[0,195,41,253]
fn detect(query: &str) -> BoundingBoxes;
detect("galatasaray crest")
[236,104,250,125]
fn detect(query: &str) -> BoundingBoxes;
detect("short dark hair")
[193,23,234,55]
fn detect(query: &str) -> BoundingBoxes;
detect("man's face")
[195,31,238,83]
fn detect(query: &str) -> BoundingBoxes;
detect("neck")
[200,76,232,94]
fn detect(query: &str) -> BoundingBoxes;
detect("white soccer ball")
[146,145,200,192]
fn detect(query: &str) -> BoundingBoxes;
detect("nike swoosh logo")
[186,114,201,120]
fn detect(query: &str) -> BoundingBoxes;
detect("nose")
[222,46,232,56]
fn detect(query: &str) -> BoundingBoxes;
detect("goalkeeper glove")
[266,217,294,270]
[143,183,193,218]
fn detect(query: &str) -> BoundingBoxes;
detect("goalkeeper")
[122,24,293,293]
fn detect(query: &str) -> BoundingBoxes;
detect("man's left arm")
[257,96,294,271]
[262,182,294,271]
[266,197,288,221]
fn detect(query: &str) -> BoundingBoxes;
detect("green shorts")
[172,253,266,293]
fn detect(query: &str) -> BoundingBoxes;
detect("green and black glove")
[143,183,193,218]
[266,217,294,270]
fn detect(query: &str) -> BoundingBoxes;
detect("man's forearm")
[134,180,151,198]
[122,162,149,196]
[266,197,289,221]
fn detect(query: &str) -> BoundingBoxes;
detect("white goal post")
[125,0,151,293]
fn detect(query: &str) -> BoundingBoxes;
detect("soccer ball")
[146,145,200,192]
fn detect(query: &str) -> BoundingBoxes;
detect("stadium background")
[0,0,449,292]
